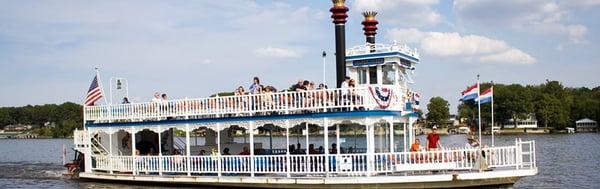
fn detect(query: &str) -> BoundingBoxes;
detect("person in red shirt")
[426,126,442,151]
[239,146,250,155]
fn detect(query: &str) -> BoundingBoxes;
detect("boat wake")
[0,162,65,180]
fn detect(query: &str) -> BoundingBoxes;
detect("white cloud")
[351,0,441,27]
[0,1,329,105]
[479,49,536,64]
[387,28,536,64]
[453,0,588,43]
[254,47,301,59]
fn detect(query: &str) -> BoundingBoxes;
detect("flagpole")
[95,67,109,105]
[322,51,327,86]
[477,75,482,146]
[491,81,495,147]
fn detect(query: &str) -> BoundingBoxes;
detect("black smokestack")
[330,0,349,88]
[362,11,378,44]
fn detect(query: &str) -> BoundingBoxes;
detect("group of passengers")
[154,76,361,112]
[288,143,338,155]
[409,126,487,163]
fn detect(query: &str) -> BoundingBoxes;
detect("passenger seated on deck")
[309,144,318,154]
[466,136,480,148]
[330,143,337,154]
[410,139,421,152]
[239,146,250,155]
[222,148,231,155]
[410,139,423,163]
[294,143,304,154]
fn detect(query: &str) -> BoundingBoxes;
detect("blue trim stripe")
[85,110,402,128]
[346,51,420,62]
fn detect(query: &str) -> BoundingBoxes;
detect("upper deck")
[84,85,406,125]
[346,43,420,63]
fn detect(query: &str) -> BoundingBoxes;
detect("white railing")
[90,140,536,177]
[74,129,89,148]
[84,86,403,122]
[346,43,420,59]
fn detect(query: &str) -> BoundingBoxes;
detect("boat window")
[369,66,378,84]
[358,69,367,84]
[382,65,395,85]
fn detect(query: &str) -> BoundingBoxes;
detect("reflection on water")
[1,134,599,188]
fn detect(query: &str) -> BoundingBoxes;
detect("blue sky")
[1,0,599,113]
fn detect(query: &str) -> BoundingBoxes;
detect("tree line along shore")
[425,80,600,131]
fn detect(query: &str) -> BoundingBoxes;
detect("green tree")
[426,97,450,127]
[494,84,534,128]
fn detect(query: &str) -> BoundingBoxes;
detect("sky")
[1,0,599,113]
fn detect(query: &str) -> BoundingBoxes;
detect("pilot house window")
[382,65,395,85]
[369,66,378,84]
[358,69,367,84]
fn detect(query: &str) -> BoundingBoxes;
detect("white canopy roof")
[576,118,597,124]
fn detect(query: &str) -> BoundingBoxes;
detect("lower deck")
[74,111,537,187]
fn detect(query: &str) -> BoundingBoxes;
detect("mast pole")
[94,67,109,105]
[491,81,495,147]
[477,75,482,146]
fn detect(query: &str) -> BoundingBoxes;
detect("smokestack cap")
[330,0,349,24]
[362,11,379,36]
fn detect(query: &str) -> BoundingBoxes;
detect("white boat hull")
[80,169,536,188]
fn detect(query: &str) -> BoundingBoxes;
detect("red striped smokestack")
[362,11,378,44]
[330,0,349,88]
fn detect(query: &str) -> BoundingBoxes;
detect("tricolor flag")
[477,88,493,104]
[461,83,478,101]
[84,75,103,106]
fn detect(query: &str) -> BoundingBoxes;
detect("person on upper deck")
[249,77,262,94]
[151,92,162,103]
[235,86,246,95]
[296,80,309,92]
[122,97,130,104]
[341,76,351,89]
[291,80,303,91]
[426,126,442,150]
[341,76,351,98]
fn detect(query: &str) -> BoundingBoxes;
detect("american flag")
[85,75,103,106]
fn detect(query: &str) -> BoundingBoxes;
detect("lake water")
[1,133,599,189]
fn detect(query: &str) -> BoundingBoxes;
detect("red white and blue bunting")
[368,86,393,109]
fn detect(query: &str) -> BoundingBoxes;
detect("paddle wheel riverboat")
[70,1,537,188]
